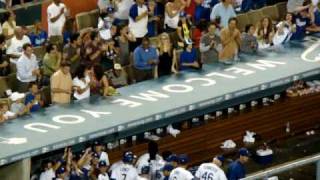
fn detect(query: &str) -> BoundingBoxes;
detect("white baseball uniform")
[169,167,194,180]
[98,173,110,180]
[111,163,139,180]
[135,153,165,179]
[195,163,227,180]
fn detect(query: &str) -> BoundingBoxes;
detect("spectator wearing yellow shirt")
[50,61,72,104]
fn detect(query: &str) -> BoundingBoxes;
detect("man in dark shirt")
[63,33,82,74]
[0,34,10,77]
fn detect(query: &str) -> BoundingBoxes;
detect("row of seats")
[75,2,287,32]
[237,2,287,32]
[75,9,100,30]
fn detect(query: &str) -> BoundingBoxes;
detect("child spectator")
[179,42,200,70]
[25,83,43,113]
[10,92,28,116]
[0,103,16,120]
[29,21,48,47]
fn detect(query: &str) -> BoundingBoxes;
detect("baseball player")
[54,167,66,180]
[195,155,227,180]
[110,151,139,180]
[94,141,110,165]
[162,164,174,180]
[166,154,179,168]
[138,166,151,180]
[98,161,110,180]
[169,154,194,180]
[227,148,250,180]
[136,141,165,179]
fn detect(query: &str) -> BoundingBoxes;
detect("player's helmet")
[123,151,135,163]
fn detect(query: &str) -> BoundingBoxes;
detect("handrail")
[0,0,50,13]
[241,153,320,180]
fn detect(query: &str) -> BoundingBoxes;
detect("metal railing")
[242,153,320,180]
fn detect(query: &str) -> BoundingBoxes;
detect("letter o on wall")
[52,115,85,124]
[162,84,194,93]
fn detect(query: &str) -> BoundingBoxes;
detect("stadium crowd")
[1,0,320,121]
[0,0,319,179]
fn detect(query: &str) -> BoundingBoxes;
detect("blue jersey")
[227,160,246,180]
[29,31,47,47]
[291,15,310,40]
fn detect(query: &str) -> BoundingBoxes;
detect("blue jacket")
[227,160,246,180]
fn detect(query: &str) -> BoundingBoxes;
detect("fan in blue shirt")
[28,22,48,47]
[25,83,42,112]
[133,37,159,70]
[291,10,310,40]
[179,43,200,70]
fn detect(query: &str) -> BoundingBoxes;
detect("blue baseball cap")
[178,154,190,164]
[162,164,174,171]
[123,151,136,163]
[239,148,251,157]
[167,154,179,162]
[99,161,108,167]
[56,167,65,175]
[215,155,225,163]
[107,6,114,13]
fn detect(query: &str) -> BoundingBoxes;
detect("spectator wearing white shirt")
[287,0,309,13]
[47,0,67,46]
[98,0,111,13]
[210,0,236,28]
[113,0,134,25]
[128,0,149,52]
[16,43,40,92]
[72,65,90,101]
[6,27,31,64]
